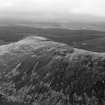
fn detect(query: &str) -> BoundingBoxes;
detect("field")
[0,25,105,52]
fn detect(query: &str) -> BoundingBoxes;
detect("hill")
[0,36,105,105]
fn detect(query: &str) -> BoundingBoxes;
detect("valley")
[0,25,105,52]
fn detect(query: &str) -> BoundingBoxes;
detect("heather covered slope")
[0,36,105,105]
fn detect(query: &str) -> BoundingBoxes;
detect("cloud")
[0,0,13,9]
[70,0,105,16]
[0,0,105,17]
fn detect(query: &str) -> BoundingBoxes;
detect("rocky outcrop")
[0,36,105,105]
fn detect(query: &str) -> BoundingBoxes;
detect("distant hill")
[0,36,105,105]
[0,26,105,52]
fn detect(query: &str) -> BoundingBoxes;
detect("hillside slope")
[0,36,105,105]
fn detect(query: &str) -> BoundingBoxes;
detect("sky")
[0,0,105,19]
